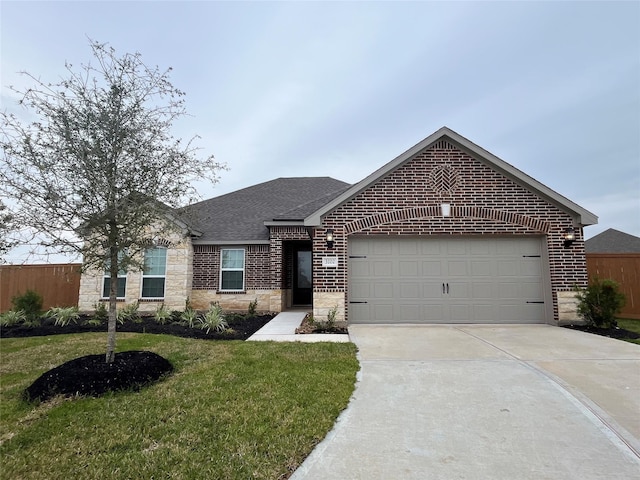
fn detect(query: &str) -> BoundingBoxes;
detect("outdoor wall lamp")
[562,227,576,248]
[325,229,335,249]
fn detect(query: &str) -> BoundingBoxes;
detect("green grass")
[618,318,640,345]
[0,333,359,479]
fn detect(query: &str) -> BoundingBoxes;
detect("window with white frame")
[102,253,127,298]
[141,247,167,298]
[220,248,245,291]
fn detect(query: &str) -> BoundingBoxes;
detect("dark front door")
[293,250,312,305]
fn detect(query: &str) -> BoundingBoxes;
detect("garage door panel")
[422,260,442,276]
[399,261,419,276]
[350,282,371,299]
[447,260,469,276]
[471,260,493,276]
[373,283,394,299]
[400,282,421,299]
[349,237,547,324]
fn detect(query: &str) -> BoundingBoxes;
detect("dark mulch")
[295,315,348,334]
[4,314,275,403]
[1,314,274,340]
[24,351,173,403]
[563,324,640,341]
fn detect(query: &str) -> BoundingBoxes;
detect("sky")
[1,1,639,263]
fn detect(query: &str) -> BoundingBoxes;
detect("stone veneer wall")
[78,234,193,312]
[311,139,588,324]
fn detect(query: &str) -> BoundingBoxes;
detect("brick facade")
[311,140,587,323]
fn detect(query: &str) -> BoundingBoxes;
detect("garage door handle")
[446,283,449,294]
[442,283,450,294]
[349,301,368,304]
[526,301,544,304]
[442,283,445,294]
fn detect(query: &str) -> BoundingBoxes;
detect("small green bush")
[117,301,140,324]
[248,298,258,317]
[154,303,172,324]
[92,302,108,323]
[576,278,626,329]
[0,310,27,327]
[47,306,80,327]
[11,290,43,320]
[180,308,199,328]
[327,305,338,329]
[198,303,228,334]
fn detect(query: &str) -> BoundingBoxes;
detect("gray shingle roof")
[183,177,350,243]
[585,228,640,253]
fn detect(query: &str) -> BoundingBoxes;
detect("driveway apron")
[291,325,640,480]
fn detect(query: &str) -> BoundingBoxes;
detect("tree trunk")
[105,246,118,363]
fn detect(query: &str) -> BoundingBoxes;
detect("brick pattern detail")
[313,140,588,323]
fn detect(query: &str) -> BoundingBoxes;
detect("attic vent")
[431,140,454,149]
[429,165,459,195]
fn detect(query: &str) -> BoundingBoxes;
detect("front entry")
[293,249,312,306]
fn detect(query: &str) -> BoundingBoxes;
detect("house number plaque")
[322,257,339,268]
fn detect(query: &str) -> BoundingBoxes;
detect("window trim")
[141,247,167,299]
[220,248,245,292]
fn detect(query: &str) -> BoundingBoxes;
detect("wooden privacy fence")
[586,254,640,320]
[0,264,82,313]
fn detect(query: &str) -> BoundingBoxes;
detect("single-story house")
[78,127,597,325]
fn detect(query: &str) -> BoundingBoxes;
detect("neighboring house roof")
[585,228,640,253]
[184,177,350,243]
[304,126,598,227]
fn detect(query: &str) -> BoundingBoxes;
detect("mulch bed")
[0,314,274,340]
[3,314,274,403]
[24,351,174,403]
[295,315,348,334]
[563,324,640,341]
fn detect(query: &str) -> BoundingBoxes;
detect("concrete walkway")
[291,324,640,480]
[247,311,349,342]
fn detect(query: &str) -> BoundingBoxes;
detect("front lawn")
[0,333,359,479]
[617,318,640,345]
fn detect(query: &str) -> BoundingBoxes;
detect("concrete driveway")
[291,325,640,480]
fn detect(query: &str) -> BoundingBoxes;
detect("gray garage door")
[348,236,548,324]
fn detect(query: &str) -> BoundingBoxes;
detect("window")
[103,275,126,298]
[142,247,167,298]
[220,248,245,291]
[102,254,127,298]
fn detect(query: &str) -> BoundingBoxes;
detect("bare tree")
[0,200,16,261]
[0,40,224,362]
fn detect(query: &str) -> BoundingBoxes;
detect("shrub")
[327,305,338,329]
[576,278,626,329]
[0,310,26,327]
[198,303,228,334]
[248,298,258,317]
[154,303,172,324]
[47,306,80,327]
[92,302,108,323]
[180,308,199,328]
[117,302,140,324]
[11,290,43,320]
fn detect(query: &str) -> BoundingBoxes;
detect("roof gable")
[305,127,597,226]
[586,228,640,253]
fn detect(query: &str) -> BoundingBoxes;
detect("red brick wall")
[192,244,270,290]
[314,140,587,322]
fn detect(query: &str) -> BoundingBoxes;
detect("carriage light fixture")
[325,229,335,249]
[563,227,576,248]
